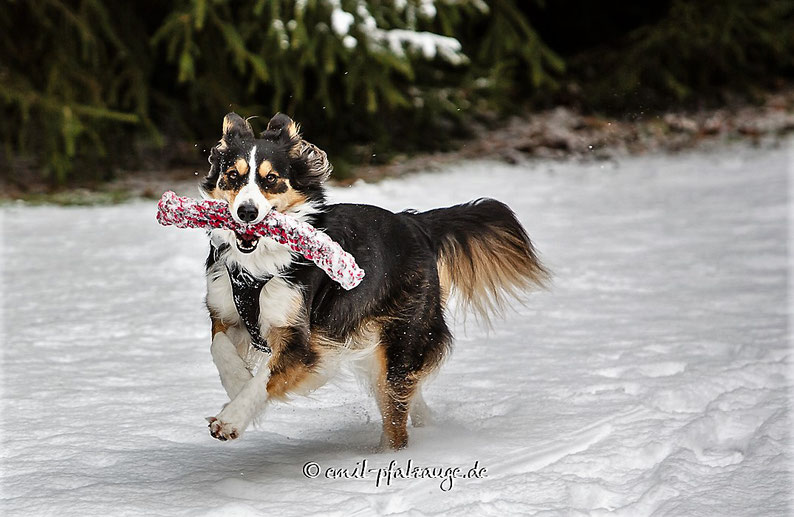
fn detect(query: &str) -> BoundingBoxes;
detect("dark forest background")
[1,0,792,187]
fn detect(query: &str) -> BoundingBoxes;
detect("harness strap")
[225,263,273,354]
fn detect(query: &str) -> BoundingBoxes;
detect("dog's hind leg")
[374,311,449,450]
[373,350,415,451]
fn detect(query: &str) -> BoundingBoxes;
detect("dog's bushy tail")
[414,198,549,323]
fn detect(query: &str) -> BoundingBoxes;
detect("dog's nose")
[237,202,258,223]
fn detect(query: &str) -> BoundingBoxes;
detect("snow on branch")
[323,0,468,65]
[375,29,466,64]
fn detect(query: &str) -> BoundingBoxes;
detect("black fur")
[284,203,452,373]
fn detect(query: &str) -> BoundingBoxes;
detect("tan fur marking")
[223,113,252,136]
[286,121,301,139]
[308,331,344,352]
[265,326,293,356]
[264,325,314,400]
[258,293,315,401]
[438,265,452,307]
[266,363,312,400]
[264,179,308,212]
[372,345,420,450]
[231,157,249,175]
[211,317,230,338]
[308,318,385,352]
[257,160,275,178]
[208,187,232,203]
[437,226,549,324]
[373,346,405,449]
[288,141,303,159]
[211,187,244,210]
[222,116,234,135]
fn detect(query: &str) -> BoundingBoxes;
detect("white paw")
[206,416,241,441]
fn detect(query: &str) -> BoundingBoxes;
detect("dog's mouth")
[234,232,259,254]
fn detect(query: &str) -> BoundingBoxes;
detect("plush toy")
[156,191,365,290]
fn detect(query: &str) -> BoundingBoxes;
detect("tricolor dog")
[201,112,548,449]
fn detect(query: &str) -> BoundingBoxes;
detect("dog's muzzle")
[236,202,259,223]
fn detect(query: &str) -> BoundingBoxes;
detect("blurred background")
[1,0,792,199]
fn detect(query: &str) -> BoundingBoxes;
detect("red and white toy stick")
[156,191,365,290]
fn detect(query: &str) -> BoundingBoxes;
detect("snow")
[418,0,437,19]
[2,139,792,515]
[330,8,354,36]
[377,29,465,63]
[326,0,467,65]
[343,35,358,50]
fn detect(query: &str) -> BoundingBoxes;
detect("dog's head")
[201,112,331,253]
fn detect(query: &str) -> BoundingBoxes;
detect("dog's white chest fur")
[205,229,302,337]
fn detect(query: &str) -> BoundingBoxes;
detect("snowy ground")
[2,139,792,516]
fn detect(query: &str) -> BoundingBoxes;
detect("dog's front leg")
[208,323,317,441]
[208,361,271,441]
[210,325,253,399]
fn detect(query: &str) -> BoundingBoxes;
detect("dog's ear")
[262,113,332,187]
[261,112,300,142]
[222,112,254,142]
[289,138,332,187]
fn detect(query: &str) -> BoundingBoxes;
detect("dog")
[199,112,548,449]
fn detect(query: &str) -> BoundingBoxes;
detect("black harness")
[225,262,273,354]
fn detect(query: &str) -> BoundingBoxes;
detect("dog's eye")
[227,170,238,180]
[266,174,277,184]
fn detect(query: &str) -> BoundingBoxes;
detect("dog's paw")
[377,432,408,452]
[207,416,240,441]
